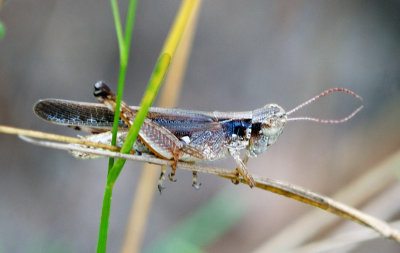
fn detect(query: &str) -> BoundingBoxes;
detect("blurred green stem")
[0,21,5,39]
[97,0,137,252]
[108,0,138,171]
[97,0,197,252]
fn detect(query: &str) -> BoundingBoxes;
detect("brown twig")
[291,220,400,253]
[16,133,400,243]
[0,125,120,151]
[253,149,400,252]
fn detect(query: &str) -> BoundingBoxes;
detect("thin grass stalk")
[15,134,400,243]
[98,0,138,252]
[109,0,138,170]
[98,0,199,252]
[253,148,400,252]
[6,131,400,242]
[120,1,202,252]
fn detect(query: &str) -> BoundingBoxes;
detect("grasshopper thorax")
[248,104,287,157]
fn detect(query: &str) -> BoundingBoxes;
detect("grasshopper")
[34,82,363,189]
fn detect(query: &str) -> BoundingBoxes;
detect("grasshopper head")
[259,104,287,137]
[248,88,363,157]
[248,104,287,157]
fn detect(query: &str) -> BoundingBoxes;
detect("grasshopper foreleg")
[229,149,255,188]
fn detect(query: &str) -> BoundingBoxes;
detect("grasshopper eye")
[258,104,287,136]
[267,104,287,123]
[262,123,271,129]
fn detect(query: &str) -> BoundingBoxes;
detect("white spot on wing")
[181,136,191,144]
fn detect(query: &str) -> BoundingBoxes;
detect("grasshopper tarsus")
[231,179,240,185]
[168,173,177,182]
[158,184,165,194]
[231,169,240,185]
[192,182,201,190]
[229,149,255,188]
[168,157,179,182]
[192,171,201,190]
[158,166,167,194]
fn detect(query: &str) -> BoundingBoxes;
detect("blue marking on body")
[222,119,251,139]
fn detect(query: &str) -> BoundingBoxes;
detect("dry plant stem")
[18,135,400,243]
[292,220,400,253]
[121,163,159,253]
[157,0,200,107]
[0,125,120,151]
[121,1,201,253]
[19,136,236,177]
[253,148,400,253]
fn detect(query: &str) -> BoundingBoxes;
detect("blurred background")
[1,0,400,252]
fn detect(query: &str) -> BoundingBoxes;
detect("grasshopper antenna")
[286,88,363,124]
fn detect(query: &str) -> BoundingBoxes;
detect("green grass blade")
[0,21,5,39]
[97,0,138,252]
[107,53,171,184]
[107,0,200,185]
[110,0,125,59]
[98,1,198,252]
[108,0,124,171]
[97,185,113,253]
[108,0,138,170]
[123,0,138,63]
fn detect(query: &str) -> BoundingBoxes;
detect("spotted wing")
[33,99,224,135]
[34,99,128,133]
